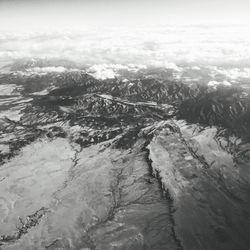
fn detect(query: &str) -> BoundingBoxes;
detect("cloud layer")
[1,25,250,68]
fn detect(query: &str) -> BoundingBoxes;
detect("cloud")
[209,66,250,81]
[87,64,147,80]
[87,65,117,80]
[1,25,250,72]
[26,66,67,73]
[208,80,232,88]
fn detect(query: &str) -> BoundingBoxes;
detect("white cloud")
[209,67,250,81]
[27,66,67,73]
[87,65,117,80]
[1,25,250,69]
[163,62,182,71]
[191,66,201,70]
[87,63,147,80]
[208,80,232,88]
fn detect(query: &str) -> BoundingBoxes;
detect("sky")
[0,0,249,31]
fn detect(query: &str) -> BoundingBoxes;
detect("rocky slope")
[0,66,250,250]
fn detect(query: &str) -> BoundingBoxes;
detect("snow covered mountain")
[0,59,250,249]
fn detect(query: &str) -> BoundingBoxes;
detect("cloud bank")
[1,25,250,69]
